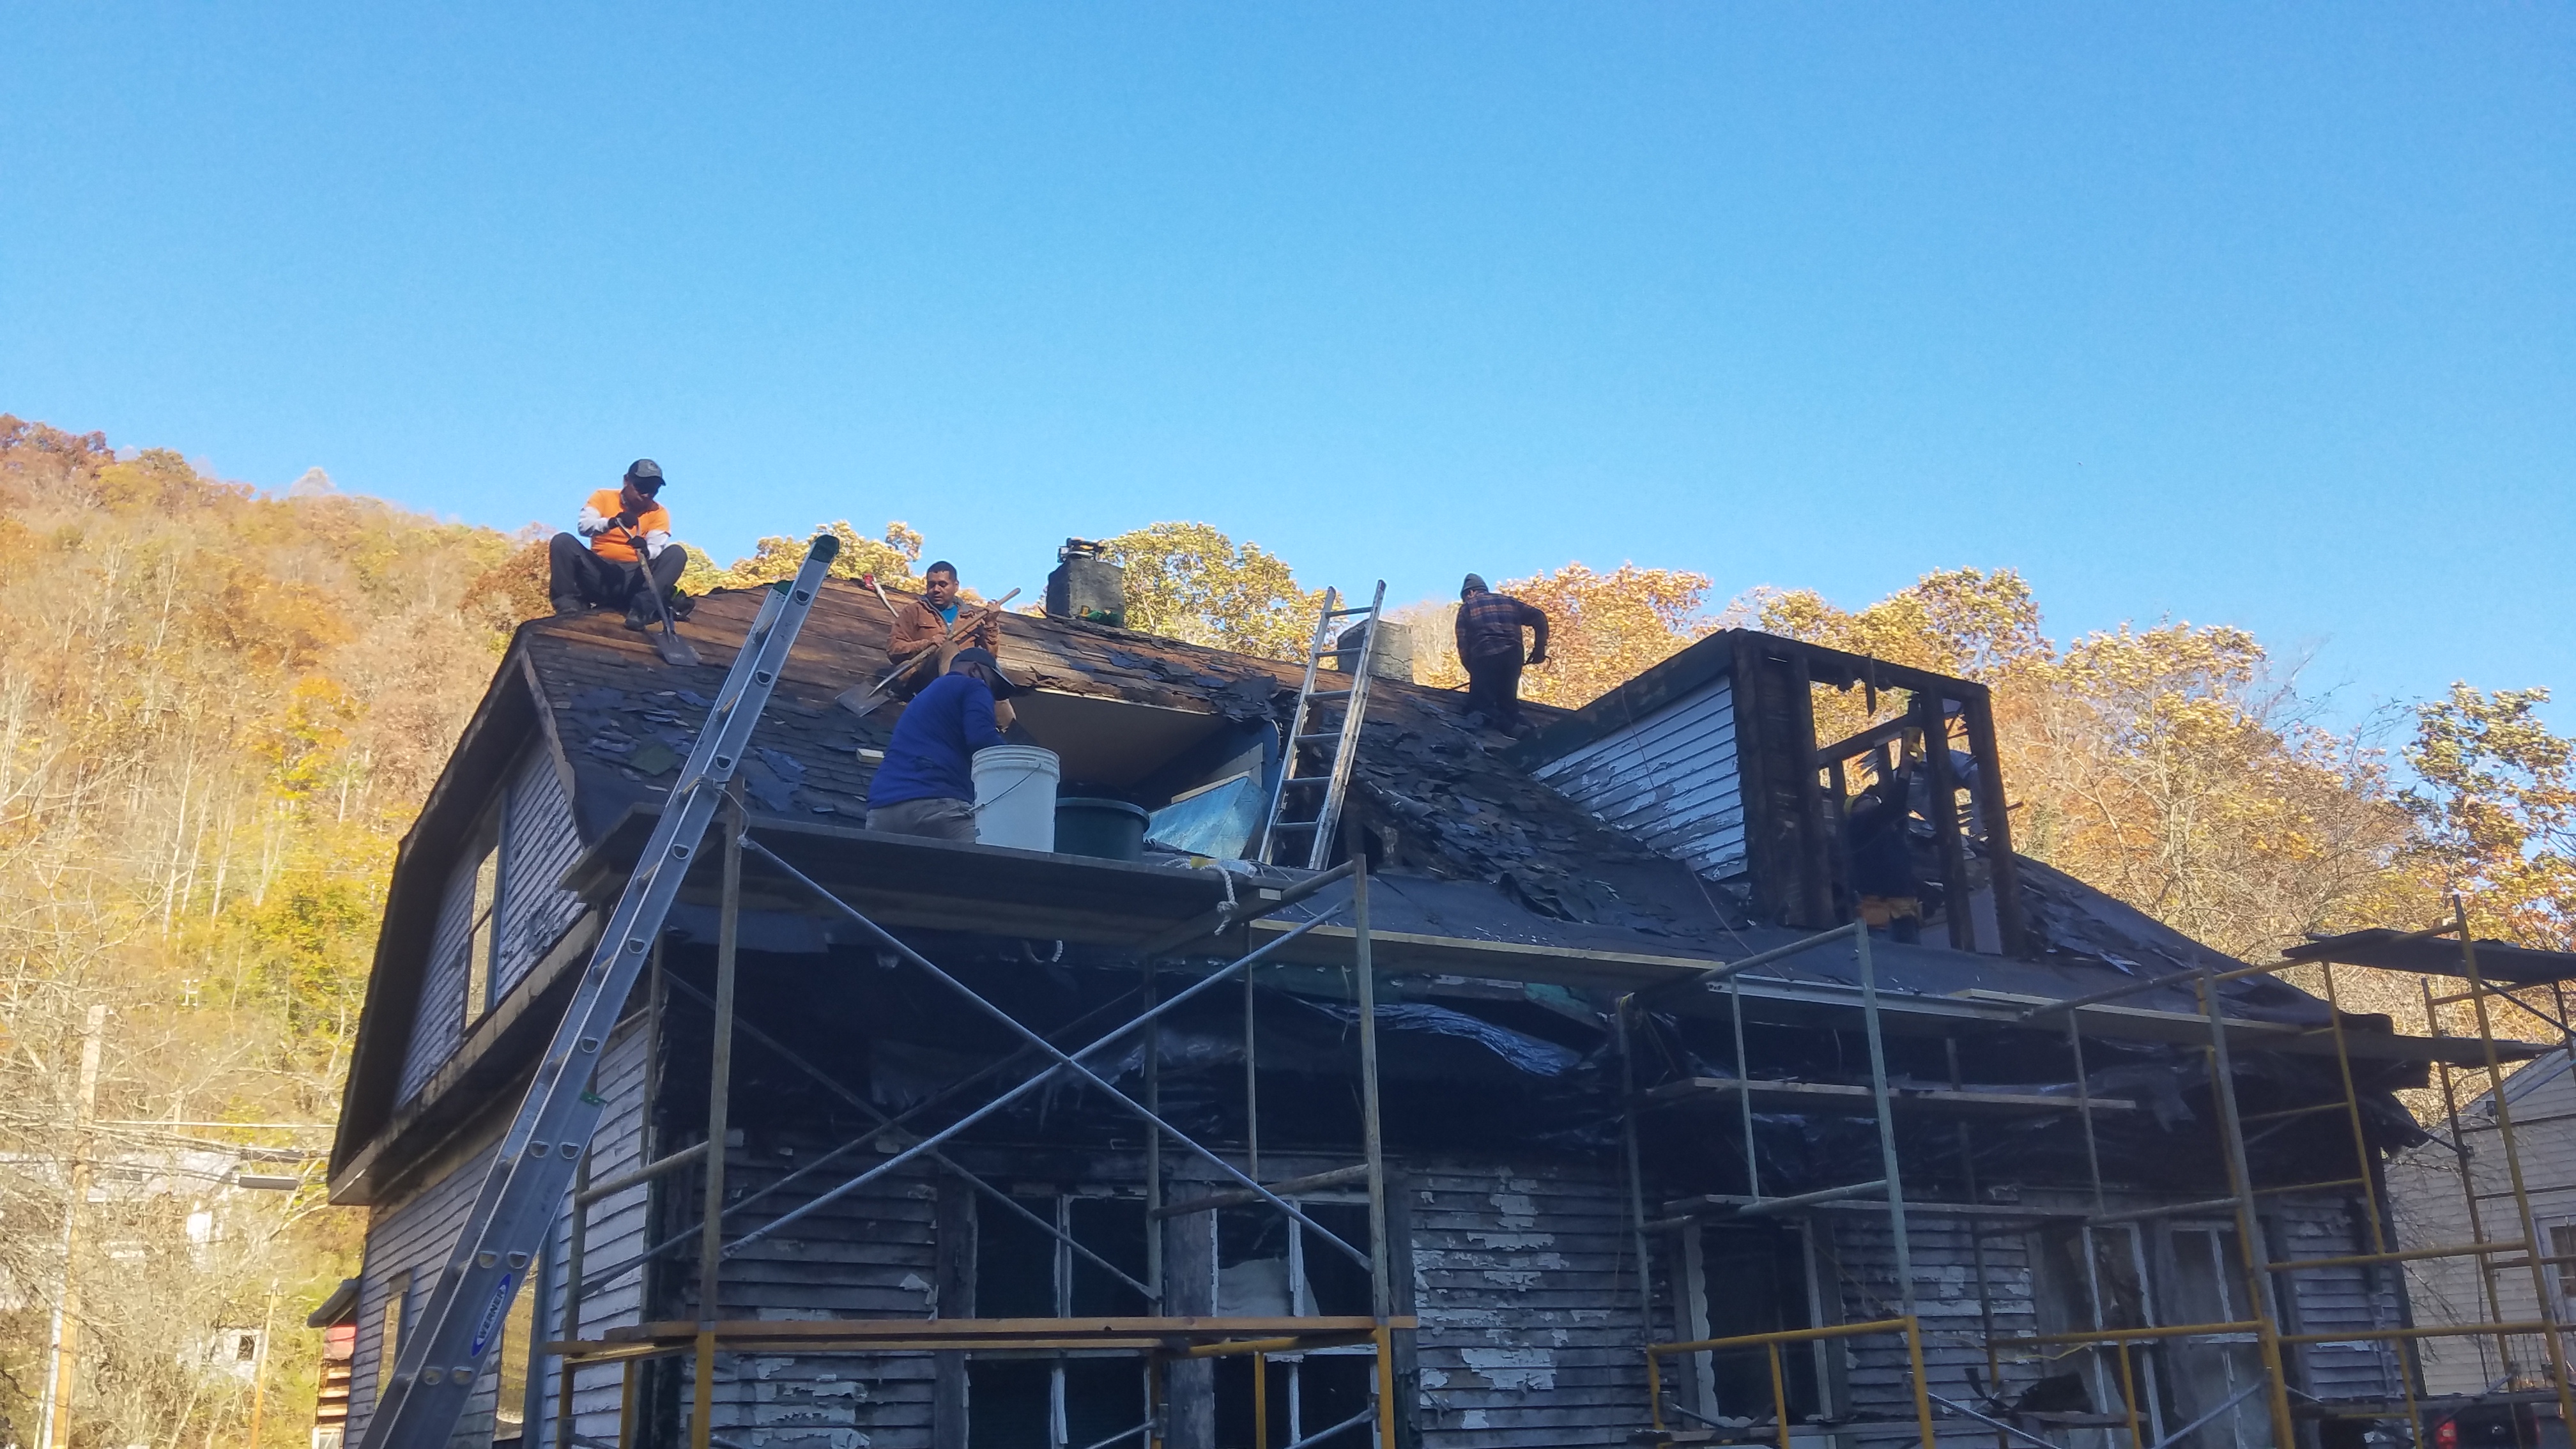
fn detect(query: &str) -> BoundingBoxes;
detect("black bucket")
[1054,797,1149,861]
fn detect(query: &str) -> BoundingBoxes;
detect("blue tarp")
[1145,774,1264,860]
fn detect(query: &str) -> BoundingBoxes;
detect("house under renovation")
[326,539,2575,1449]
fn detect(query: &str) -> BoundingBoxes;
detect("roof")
[333,583,2504,1192]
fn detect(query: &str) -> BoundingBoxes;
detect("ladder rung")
[1271,820,1317,832]
[1308,689,1353,702]
[1325,606,1373,618]
[1279,776,1327,788]
[1294,733,1341,746]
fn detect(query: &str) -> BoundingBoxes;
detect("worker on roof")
[866,648,1008,843]
[1454,574,1550,735]
[548,459,694,627]
[884,559,1016,719]
[1846,763,1924,944]
[888,559,1003,666]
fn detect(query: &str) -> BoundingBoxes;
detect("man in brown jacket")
[887,560,1002,664]
[884,561,1018,724]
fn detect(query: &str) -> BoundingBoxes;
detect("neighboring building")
[2391,1041,2576,1403]
[326,576,2497,1449]
[309,1278,361,1449]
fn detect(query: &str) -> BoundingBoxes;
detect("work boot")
[624,596,655,630]
[552,596,586,617]
[666,590,696,621]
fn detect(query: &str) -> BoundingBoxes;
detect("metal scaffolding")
[1622,906,2576,1449]
[542,811,1411,1449]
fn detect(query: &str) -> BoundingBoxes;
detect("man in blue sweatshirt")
[865,648,1006,841]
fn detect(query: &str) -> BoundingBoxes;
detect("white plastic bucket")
[970,745,1061,852]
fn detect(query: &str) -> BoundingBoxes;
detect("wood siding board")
[1407,1165,1652,1448]
[2393,1054,2576,1398]
[1533,682,1738,781]
[347,1140,502,1449]
[495,747,586,1002]
[1532,678,1749,883]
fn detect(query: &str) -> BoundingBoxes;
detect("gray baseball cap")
[625,459,665,491]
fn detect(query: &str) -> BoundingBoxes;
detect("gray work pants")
[866,797,977,842]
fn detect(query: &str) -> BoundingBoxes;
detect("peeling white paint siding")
[1460,1347,1559,1392]
[1412,1162,1652,1447]
[1531,675,1745,878]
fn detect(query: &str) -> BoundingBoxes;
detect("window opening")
[1213,1201,1373,1449]
[378,1272,411,1403]
[493,1273,533,1446]
[1690,1221,1823,1424]
[464,844,499,1020]
[969,1193,1149,1449]
[2032,1223,2166,1443]
[2163,1223,2267,1449]
[455,787,509,1027]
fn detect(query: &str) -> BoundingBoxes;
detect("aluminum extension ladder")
[360,535,841,1449]
[1254,581,1386,871]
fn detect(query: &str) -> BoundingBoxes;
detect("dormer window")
[457,804,503,1024]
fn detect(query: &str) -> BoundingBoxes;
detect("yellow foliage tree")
[684,519,926,592]
[2404,684,2576,949]
[1103,522,1324,661]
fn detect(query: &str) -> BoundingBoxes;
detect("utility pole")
[37,1004,107,1449]
[247,1280,281,1449]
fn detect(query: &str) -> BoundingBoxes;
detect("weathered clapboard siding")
[671,1124,944,1449]
[2392,1051,2576,1397]
[2273,1195,2406,1404]
[1817,1213,2043,1427]
[1408,1163,1652,1448]
[347,1139,503,1449]
[1531,676,1746,880]
[395,861,484,1105]
[493,748,585,1002]
[527,1010,657,1449]
[399,748,588,1108]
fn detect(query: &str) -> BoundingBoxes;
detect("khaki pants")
[866,797,977,842]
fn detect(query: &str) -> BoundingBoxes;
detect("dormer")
[1519,629,2029,955]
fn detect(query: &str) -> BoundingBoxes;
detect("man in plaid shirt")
[1453,574,1551,733]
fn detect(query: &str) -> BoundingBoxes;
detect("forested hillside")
[0,415,2565,1449]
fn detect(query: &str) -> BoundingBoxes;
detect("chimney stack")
[1045,539,1126,626]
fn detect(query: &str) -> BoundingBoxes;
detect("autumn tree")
[1754,568,2423,962]
[684,519,926,592]
[2404,685,2576,948]
[1104,522,1324,660]
[0,415,526,1449]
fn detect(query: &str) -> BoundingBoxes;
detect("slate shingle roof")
[524,580,1726,935]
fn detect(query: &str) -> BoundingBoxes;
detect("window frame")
[969,1188,1153,1449]
[455,790,512,1029]
[378,1270,412,1404]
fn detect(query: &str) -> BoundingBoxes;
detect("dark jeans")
[1462,650,1525,730]
[549,533,687,611]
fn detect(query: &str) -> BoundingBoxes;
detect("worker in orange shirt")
[547,459,694,625]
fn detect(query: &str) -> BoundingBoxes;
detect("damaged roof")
[338,580,2497,1189]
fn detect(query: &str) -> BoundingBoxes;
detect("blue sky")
[4,4,2569,730]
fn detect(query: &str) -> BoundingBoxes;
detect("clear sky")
[5,4,2569,731]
